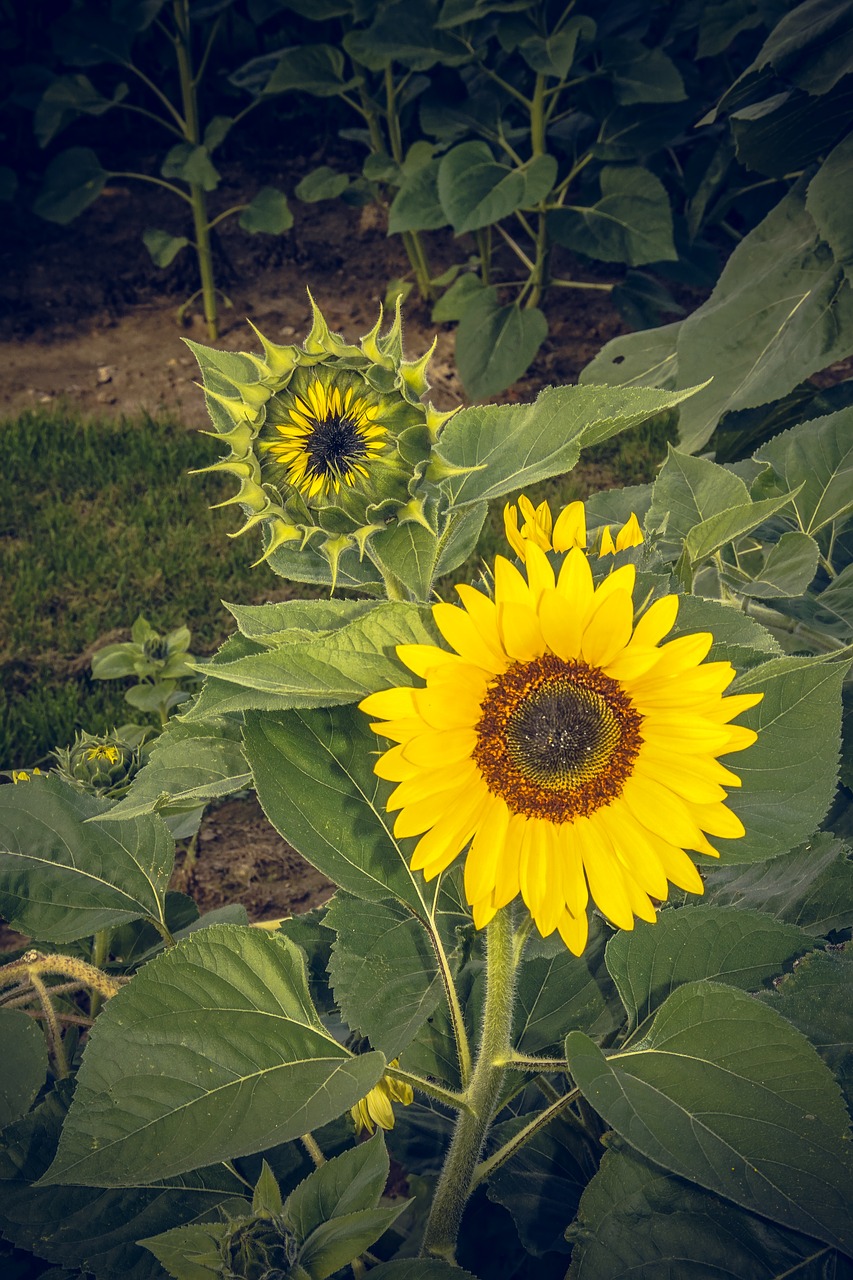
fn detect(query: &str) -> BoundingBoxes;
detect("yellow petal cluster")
[350,1061,414,1136]
[361,505,762,955]
[504,495,643,563]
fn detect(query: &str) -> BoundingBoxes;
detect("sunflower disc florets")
[188,294,455,589]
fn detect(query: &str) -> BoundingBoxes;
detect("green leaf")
[605,905,814,1030]
[566,981,853,1254]
[759,947,853,1102]
[755,408,853,535]
[485,1115,589,1256]
[202,114,232,153]
[188,602,439,710]
[518,18,594,77]
[669,592,782,670]
[326,894,445,1058]
[35,74,128,148]
[0,776,174,942]
[521,153,558,206]
[735,529,820,598]
[807,132,853,286]
[454,290,547,399]
[368,521,445,603]
[514,921,618,1055]
[722,654,845,863]
[33,148,108,224]
[675,185,853,454]
[225,598,376,645]
[703,832,853,935]
[568,1143,853,1280]
[605,41,687,105]
[549,166,677,266]
[284,1132,388,1241]
[815,560,853,632]
[0,1083,247,1280]
[97,718,250,821]
[244,705,434,912]
[142,227,190,267]
[436,383,697,508]
[343,4,468,71]
[161,143,219,192]
[41,925,384,1186]
[437,142,527,235]
[0,1011,47,1128]
[580,319,680,389]
[262,44,351,96]
[139,1220,228,1279]
[683,490,801,566]
[387,160,446,234]
[238,186,293,234]
[647,447,751,558]
[295,166,350,203]
[297,1205,408,1279]
[750,0,853,95]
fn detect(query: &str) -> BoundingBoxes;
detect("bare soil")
[0,154,636,931]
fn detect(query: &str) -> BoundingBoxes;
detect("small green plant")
[32,0,293,338]
[91,613,200,727]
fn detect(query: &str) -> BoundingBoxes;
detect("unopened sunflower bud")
[51,730,142,799]
[189,293,457,588]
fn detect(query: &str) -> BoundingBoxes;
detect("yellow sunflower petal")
[372,744,418,782]
[359,686,419,719]
[402,726,479,767]
[556,546,594,610]
[538,588,583,660]
[524,542,556,598]
[504,504,527,560]
[631,595,679,647]
[692,801,746,840]
[557,908,589,956]
[575,816,635,930]
[433,602,506,673]
[492,813,526,908]
[519,819,564,936]
[497,600,547,662]
[581,589,634,668]
[387,758,479,809]
[412,785,493,879]
[465,797,512,904]
[456,584,504,656]
[552,501,586,551]
[396,643,457,678]
[621,775,708,850]
[494,554,534,608]
[615,512,644,550]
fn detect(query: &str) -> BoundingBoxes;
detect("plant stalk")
[174,0,218,339]
[421,907,516,1262]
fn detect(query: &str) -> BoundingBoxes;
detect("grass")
[0,409,286,768]
[1,407,676,769]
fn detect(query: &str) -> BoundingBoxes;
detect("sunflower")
[350,1061,414,1135]
[262,379,388,500]
[504,495,643,562]
[360,511,761,955]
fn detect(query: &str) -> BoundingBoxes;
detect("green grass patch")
[0,409,286,768]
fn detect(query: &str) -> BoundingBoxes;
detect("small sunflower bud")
[51,730,142,799]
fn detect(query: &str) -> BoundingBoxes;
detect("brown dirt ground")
[0,156,655,941]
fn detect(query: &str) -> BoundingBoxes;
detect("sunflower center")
[304,410,370,480]
[473,654,643,821]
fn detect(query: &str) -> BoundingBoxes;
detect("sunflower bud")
[51,730,142,799]
[188,293,456,589]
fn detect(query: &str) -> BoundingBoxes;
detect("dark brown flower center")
[304,411,370,481]
[473,654,643,821]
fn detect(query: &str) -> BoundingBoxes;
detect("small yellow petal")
[631,595,679,648]
[359,686,419,719]
[615,512,643,550]
[552,501,586,551]
[581,589,634,668]
[497,600,546,661]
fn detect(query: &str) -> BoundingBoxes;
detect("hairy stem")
[421,908,516,1262]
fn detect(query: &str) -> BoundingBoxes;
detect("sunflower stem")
[421,907,516,1262]
[380,567,408,600]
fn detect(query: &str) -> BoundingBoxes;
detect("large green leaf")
[262,44,352,96]
[387,160,446,234]
[759,946,853,1102]
[549,166,677,266]
[568,1144,853,1279]
[368,1264,478,1279]
[674,186,853,454]
[605,906,813,1030]
[41,926,384,1186]
[703,833,853,935]
[514,922,618,1055]
[604,40,687,105]
[0,1011,47,1129]
[518,18,593,77]
[755,408,853,535]
[0,1083,246,1280]
[454,290,548,400]
[225,598,375,645]
[245,705,433,912]
[0,777,174,942]
[186,602,440,711]
[298,1205,409,1279]
[327,894,447,1058]
[435,384,697,508]
[343,3,467,71]
[720,654,845,863]
[579,320,679,389]
[807,131,853,286]
[99,718,250,821]
[746,0,853,95]
[669,593,782,670]
[485,1115,590,1256]
[647,447,751,558]
[566,981,853,1254]
[684,491,801,567]
[33,147,108,224]
[735,530,820,598]
[437,142,526,235]
[34,74,127,148]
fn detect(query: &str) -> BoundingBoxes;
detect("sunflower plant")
[1,303,852,1279]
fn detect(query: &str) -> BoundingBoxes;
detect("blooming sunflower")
[360,510,761,955]
[350,1061,414,1135]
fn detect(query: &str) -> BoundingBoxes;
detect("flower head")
[350,1061,414,1135]
[189,294,455,587]
[361,502,761,955]
[51,730,142,799]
